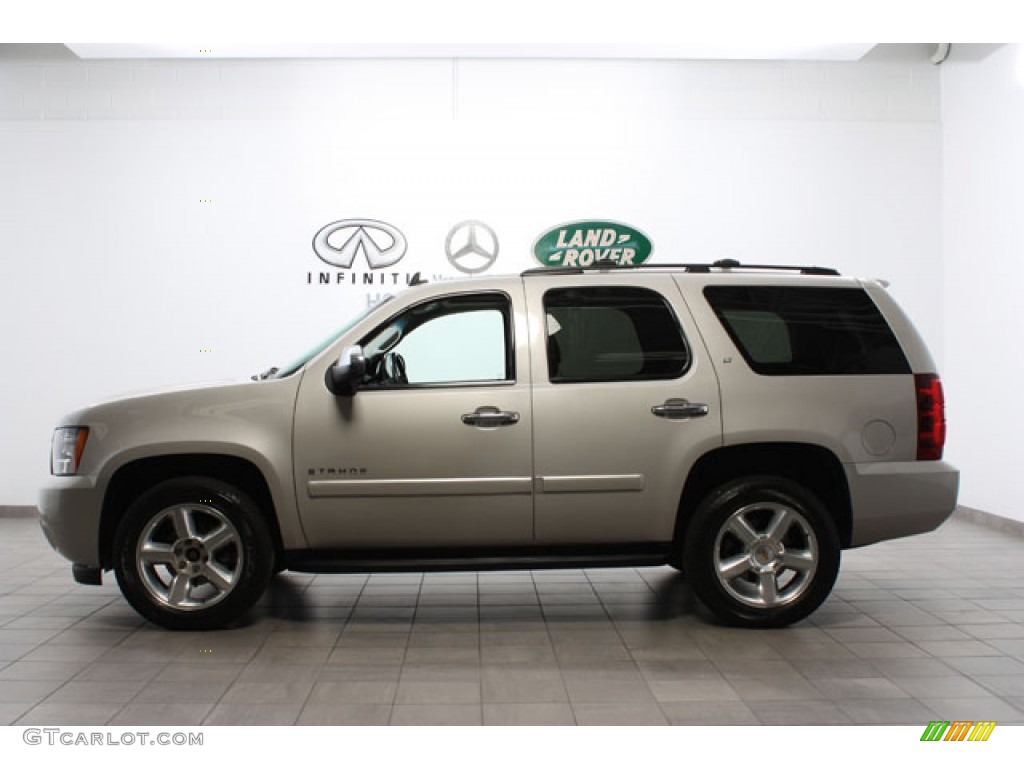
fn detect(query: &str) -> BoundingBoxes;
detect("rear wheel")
[683,476,840,628]
[113,476,274,630]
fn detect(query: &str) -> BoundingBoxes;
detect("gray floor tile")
[647,678,740,702]
[110,702,214,726]
[133,679,233,702]
[481,645,558,665]
[297,703,392,725]
[408,631,480,647]
[660,700,759,725]
[204,703,303,725]
[221,680,316,705]
[916,697,1024,723]
[307,680,398,705]
[481,665,568,703]
[561,664,655,703]
[0,679,66,702]
[836,698,938,724]
[0,644,34,662]
[404,645,481,664]
[891,675,993,698]
[483,702,575,725]
[394,680,481,704]
[748,699,853,725]
[0,702,35,725]
[573,701,668,725]
[74,661,164,682]
[810,677,911,700]
[40,680,148,703]
[326,646,406,665]
[0,661,89,681]
[20,644,109,663]
[16,701,122,725]
[390,703,482,725]
[973,675,1024,697]
[942,656,1024,676]
[726,674,822,701]
[845,642,929,659]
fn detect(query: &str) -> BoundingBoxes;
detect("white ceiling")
[64,43,878,61]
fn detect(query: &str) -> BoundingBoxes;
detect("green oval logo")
[532,220,653,268]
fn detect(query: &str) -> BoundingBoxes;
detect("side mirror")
[325,345,366,396]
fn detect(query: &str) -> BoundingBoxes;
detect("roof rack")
[521,259,840,277]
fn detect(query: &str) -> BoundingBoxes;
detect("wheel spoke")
[717,553,752,581]
[167,573,191,606]
[764,507,794,542]
[758,570,779,606]
[201,524,235,553]
[726,515,759,545]
[170,506,196,539]
[781,549,815,573]
[139,541,175,565]
[203,562,235,592]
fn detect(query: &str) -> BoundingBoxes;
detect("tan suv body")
[39,264,960,628]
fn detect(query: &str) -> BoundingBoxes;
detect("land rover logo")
[445,220,499,274]
[533,221,653,268]
[313,219,407,269]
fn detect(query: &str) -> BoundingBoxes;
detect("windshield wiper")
[251,366,279,381]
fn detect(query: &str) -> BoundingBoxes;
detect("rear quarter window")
[704,286,910,376]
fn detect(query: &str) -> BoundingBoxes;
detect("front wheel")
[683,476,840,628]
[113,477,274,630]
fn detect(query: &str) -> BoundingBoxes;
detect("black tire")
[113,476,275,630]
[683,476,840,628]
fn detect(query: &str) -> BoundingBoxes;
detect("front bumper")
[38,475,103,568]
[846,460,960,547]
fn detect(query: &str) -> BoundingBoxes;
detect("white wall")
[0,54,942,504]
[941,44,1024,523]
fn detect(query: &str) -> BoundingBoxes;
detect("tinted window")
[544,287,689,383]
[704,286,910,375]
[360,293,513,387]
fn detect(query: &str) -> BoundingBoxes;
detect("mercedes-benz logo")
[313,219,407,269]
[445,220,499,274]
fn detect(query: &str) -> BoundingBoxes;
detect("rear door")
[523,274,722,543]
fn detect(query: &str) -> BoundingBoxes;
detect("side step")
[283,543,672,574]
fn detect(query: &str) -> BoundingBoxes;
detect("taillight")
[915,373,946,461]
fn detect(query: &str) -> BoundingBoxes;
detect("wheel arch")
[99,454,285,570]
[674,442,852,549]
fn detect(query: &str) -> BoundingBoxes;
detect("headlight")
[51,427,89,476]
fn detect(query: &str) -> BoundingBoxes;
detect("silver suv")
[38,262,959,629]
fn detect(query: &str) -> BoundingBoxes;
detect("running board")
[283,543,671,574]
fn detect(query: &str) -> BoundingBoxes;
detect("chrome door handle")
[461,406,521,427]
[651,399,709,420]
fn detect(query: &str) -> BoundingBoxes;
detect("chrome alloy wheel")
[136,504,244,611]
[712,501,818,609]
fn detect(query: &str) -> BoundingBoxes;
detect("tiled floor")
[2,514,1024,726]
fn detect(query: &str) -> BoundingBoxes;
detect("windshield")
[273,296,394,378]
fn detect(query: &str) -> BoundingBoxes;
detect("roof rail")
[521,259,840,277]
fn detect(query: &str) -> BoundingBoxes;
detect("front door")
[293,286,533,548]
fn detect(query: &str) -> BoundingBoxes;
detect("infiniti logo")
[313,219,407,269]
[445,220,499,274]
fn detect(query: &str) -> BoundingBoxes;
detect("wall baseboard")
[953,506,1024,539]
[0,506,38,518]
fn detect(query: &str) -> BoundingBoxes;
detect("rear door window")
[544,286,690,383]
[704,286,910,375]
